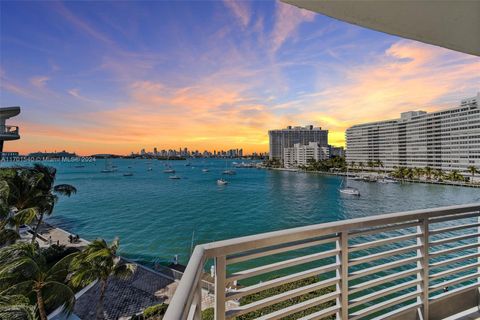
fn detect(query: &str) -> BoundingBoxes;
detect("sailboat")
[222,159,236,175]
[339,168,360,196]
[101,159,116,173]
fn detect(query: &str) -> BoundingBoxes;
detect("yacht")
[169,175,181,179]
[202,168,209,173]
[163,168,175,173]
[217,179,228,185]
[123,172,134,177]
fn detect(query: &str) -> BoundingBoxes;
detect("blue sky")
[1,0,479,154]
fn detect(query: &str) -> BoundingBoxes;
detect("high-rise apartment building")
[269,125,328,162]
[284,142,330,168]
[346,93,480,172]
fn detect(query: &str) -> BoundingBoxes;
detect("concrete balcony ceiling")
[281,0,480,57]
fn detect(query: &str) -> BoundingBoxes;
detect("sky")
[1,1,479,155]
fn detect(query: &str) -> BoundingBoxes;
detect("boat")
[123,172,134,176]
[339,169,360,196]
[163,168,175,173]
[217,179,228,185]
[101,159,116,173]
[222,159,236,175]
[185,162,191,167]
[202,168,209,172]
[169,175,181,179]
[74,165,85,168]
[147,167,153,171]
[378,177,398,184]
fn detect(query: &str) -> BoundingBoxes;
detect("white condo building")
[284,142,330,168]
[346,93,480,173]
[269,125,328,162]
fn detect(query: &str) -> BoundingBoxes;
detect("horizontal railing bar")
[255,291,340,320]
[227,249,340,282]
[429,261,480,281]
[296,305,340,320]
[349,221,420,237]
[430,251,480,268]
[429,211,480,224]
[349,256,421,280]
[430,272,480,292]
[227,236,339,265]
[225,278,338,318]
[349,267,422,294]
[429,222,480,235]
[430,232,480,246]
[350,290,422,319]
[430,242,480,257]
[202,204,480,258]
[226,264,340,300]
[349,278,421,308]
[370,301,422,320]
[349,233,420,252]
[349,244,421,266]
[430,281,480,302]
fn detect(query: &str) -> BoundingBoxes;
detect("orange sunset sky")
[1,1,479,155]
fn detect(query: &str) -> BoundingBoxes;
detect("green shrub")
[143,303,168,319]
[237,276,335,320]
[41,244,80,266]
[201,308,214,320]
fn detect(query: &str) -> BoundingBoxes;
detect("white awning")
[282,0,480,56]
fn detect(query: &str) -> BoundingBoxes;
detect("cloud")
[30,76,50,88]
[223,0,250,28]
[271,1,315,52]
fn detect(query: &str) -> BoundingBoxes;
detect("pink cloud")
[223,0,250,28]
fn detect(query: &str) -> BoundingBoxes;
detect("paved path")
[35,223,89,248]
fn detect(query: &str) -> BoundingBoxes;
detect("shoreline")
[269,167,480,188]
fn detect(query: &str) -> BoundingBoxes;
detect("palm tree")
[358,162,364,172]
[0,176,38,246]
[70,238,136,320]
[433,169,444,181]
[367,161,375,171]
[447,170,465,182]
[423,167,433,180]
[27,164,77,244]
[350,161,356,172]
[467,166,478,183]
[0,294,37,320]
[0,242,75,320]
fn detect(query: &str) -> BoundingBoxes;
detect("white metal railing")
[164,203,480,320]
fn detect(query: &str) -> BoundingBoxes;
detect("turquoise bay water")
[3,159,479,265]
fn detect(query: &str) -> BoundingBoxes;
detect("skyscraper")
[268,125,329,162]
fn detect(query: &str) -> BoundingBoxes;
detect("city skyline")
[1,1,479,155]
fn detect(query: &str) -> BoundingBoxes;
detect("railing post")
[214,256,226,320]
[417,218,429,320]
[338,231,349,320]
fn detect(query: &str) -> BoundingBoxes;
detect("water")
[3,158,479,265]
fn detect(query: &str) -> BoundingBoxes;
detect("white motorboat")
[163,168,175,173]
[169,175,181,179]
[339,187,361,196]
[202,168,209,172]
[123,172,134,176]
[217,179,228,185]
[378,178,398,184]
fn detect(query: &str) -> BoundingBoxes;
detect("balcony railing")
[164,203,480,320]
[0,125,19,136]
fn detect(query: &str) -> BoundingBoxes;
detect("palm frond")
[13,208,38,226]
[0,280,35,297]
[0,229,20,246]
[42,281,75,315]
[113,262,136,280]
[0,303,37,320]
[47,252,79,282]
